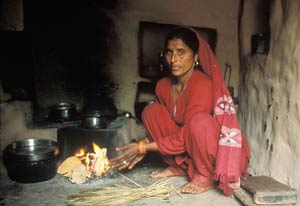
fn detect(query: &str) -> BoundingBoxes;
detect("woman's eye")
[166,51,172,56]
[178,50,185,56]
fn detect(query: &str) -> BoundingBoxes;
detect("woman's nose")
[171,53,177,62]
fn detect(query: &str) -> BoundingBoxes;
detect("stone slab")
[241,176,297,205]
[234,187,294,206]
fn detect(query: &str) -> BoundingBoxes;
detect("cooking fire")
[57,142,110,184]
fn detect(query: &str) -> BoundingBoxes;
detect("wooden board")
[241,176,297,205]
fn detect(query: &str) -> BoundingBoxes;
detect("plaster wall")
[239,0,300,189]
[109,0,242,114]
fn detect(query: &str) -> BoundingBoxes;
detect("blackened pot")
[81,116,108,129]
[80,102,118,129]
[80,111,134,129]
[3,139,59,183]
[49,102,77,123]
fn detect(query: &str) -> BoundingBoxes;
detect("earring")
[194,61,199,67]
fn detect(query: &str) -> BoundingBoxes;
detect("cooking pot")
[81,111,134,129]
[3,139,59,183]
[80,98,118,129]
[81,116,107,129]
[49,102,77,122]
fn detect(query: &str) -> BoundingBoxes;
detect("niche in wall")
[0,30,35,101]
[138,21,217,79]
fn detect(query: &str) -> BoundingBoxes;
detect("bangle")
[139,140,147,154]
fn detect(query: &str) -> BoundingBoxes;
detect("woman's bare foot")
[150,168,175,178]
[179,182,213,194]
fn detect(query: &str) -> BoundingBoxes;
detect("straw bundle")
[68,174,179,206]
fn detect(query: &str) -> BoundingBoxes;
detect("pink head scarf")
[188,27,250,195]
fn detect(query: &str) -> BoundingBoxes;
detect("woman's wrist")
[138,139,149,154]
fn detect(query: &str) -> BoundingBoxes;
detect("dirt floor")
[0,154,247,206]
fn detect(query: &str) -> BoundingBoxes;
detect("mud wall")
[239,0,300,189]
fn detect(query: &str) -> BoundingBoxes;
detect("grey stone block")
[240,176,297,205]
[234,187,294,206]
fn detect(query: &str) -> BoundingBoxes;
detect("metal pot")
[80,111,134,129]
[81,116,108,129]
[80,100,118,129]
[49,102,77,122]
[3,139,59,183]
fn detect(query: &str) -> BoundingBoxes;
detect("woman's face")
[165,38,198,78]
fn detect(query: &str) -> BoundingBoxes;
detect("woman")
[110,27,250,195]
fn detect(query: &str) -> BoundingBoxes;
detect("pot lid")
[51,102,76,110]
[82,108,117,117]
[82,97,117,117]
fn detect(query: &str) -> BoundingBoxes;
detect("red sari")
[142,29,250,195]
[143,70,221,187]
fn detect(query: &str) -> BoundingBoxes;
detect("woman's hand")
[109,142,146,170]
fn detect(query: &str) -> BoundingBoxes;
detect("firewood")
[70,164,87,184]
[57,156,82,177]
[58,144,110,183]
[94,148,108,177]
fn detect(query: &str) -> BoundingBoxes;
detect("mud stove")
[57,115,132,162]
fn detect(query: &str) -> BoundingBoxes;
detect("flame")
[73,142,111,178]
[54,148,60,156]
[92,142,101,155]
[75,148,86,158]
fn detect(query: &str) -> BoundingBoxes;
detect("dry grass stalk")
[68,174,178,206]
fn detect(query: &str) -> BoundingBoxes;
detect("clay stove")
[57,115,132,162]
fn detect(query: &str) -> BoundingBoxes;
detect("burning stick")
[94,148,110,177]
[86,143,110,178]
